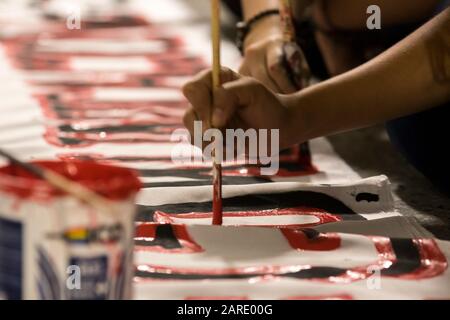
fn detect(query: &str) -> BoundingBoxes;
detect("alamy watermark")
[171,121,280,176]
[66,5,81,30]
[367,5,382,30]
[66,265,81,290]
[366,265,382,290]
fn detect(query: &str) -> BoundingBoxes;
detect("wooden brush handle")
[44,169,114,214]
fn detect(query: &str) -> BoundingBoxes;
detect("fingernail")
[212,108,225,127]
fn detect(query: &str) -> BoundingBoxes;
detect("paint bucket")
[0,161,141,300]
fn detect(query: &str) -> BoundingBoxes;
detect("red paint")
[154,207,342,228]
[51,156,318,180]
[12,28,320,176]
[395,239,448,280]
[281,230,341,251]
[3,28,201,74]
[134,228,448,283]
[9,51,203,74]
[212,163,223,226]
[135,223,158,239]
[334,236,448,283]
[135,263,320,277]
[35,94,185,121]
[0,161,141,201]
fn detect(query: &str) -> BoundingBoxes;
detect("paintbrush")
[210,0,223,226]
[279,0,311,89]
[279,0,297,42]
[0,148,115,214]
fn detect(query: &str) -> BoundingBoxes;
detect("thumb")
[212,77,261,128]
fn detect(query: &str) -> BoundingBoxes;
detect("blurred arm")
[313,0,442,31]
[286,9,450,144]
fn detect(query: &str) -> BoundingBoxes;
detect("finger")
[212,87,238,128]
[213,77,262,128]
[184,67,239,88]
[238,62,251,76]
[253,65,282,94]
[182,70,213,125]
[220,67,241,83]
[182,68,240,124]
[241,51,280,92]
[183,107,198,144]
[266,44,298,94]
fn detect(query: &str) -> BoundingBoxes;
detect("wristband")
[236,9,280,54]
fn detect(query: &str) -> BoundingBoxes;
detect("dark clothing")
[387,104,450,196]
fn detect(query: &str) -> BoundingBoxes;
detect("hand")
[239,16,309,94]
[182,68,301,151]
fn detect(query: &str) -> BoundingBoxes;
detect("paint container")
[0,161,141,300]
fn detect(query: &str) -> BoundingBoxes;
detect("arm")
[241,0,279,21]
[183,10,449,150]
[239,0,312,93]
[241,0,313,47]
[240,0,281,48]
[286,8,450,144]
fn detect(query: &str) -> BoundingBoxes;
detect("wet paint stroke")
[153,207,342,228]
[134,224,448,283]
[136,189,366,227]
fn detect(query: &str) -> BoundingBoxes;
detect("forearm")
[240,0,281,49]
[286,9,450,144]
[241,0,313,49]
[241,0,278,20]
[241,0,312,20]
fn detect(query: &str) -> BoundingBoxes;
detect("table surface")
[329,126,450,240]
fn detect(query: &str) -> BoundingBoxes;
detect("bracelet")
[236,9,280,54]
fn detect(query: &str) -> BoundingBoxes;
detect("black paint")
[356,193,380,203]
[135,238,424,281]
[136,190,365,223]
[135,224,182,250]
